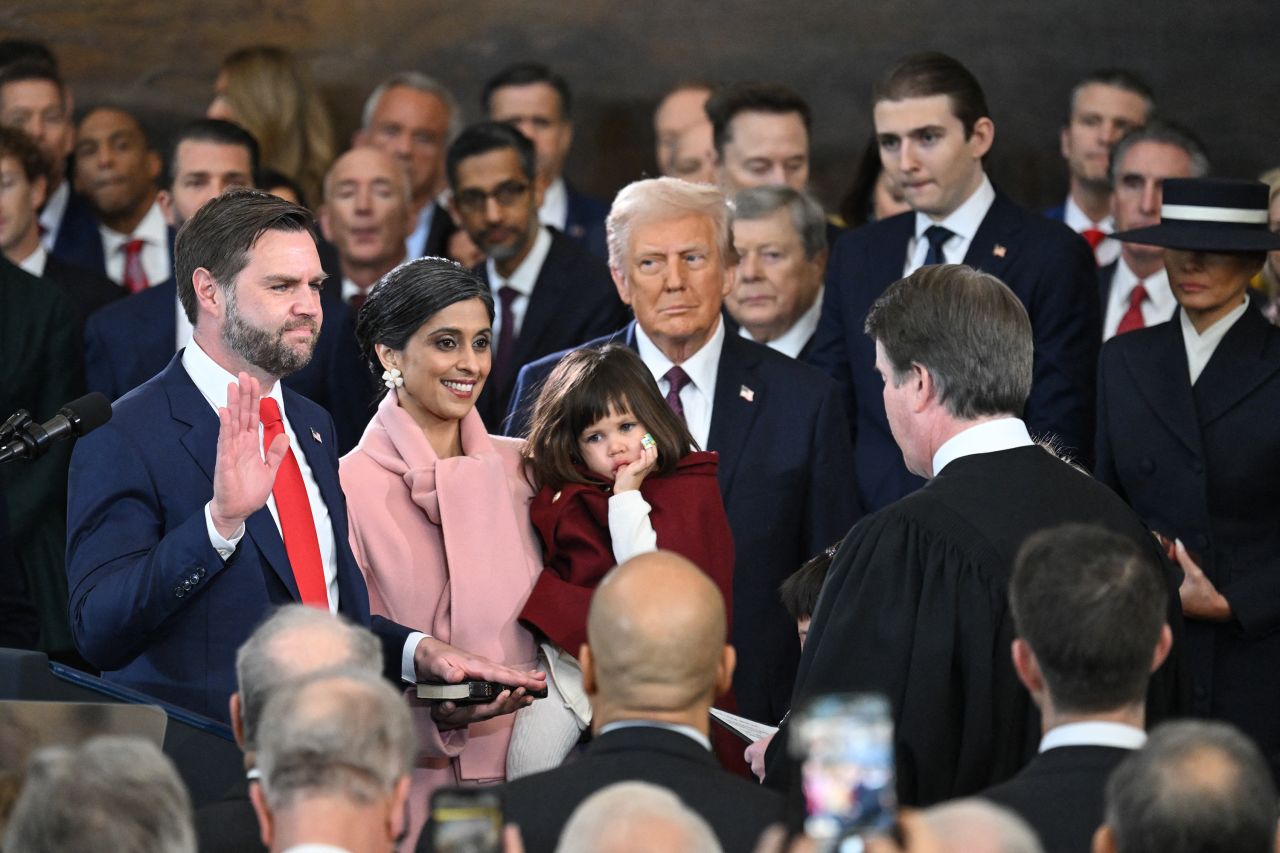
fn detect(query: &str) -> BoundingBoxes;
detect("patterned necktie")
[259,398,329,608]
[923,225,955,267]
[663,366,692,423]
[122,238,149,293]
[1115,282,1149,336]
[492,285,520,388]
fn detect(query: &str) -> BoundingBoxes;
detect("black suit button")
[1139,458,1154,474]
[174,587,185,598]
[196,568,206,579]
[182,580,192,590]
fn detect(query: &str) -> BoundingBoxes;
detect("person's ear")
[318,204,333,242]
[229,692,246,749]
[610,265,633,307]
[249,780,274,849]
[1151,623,1173,672]
[146,150,162,182]
[192,267,223,322]
[715,644,736,698]
[911,363,934,411]
[388,774,412,842]
[1011,638,1045,696]
[580,644,597,696]
[30,173,47,211]
[1060,125,1072,162]
[374,343,399,373]
[969,116,995,160]
[157,188,176,228]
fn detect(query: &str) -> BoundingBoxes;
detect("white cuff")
[402,631,430,684]
[608,490,657,565]
[204,502,244,559]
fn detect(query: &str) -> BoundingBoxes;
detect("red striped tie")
[259,398,329,608]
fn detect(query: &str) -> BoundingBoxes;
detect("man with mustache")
[445,121,627,429]
[66,189,541,721]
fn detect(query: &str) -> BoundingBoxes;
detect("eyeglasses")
[454,180,530,214]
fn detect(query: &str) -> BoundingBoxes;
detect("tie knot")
[1128,282,1149,308]
[498,285,519,307]
[1082,227,1107,251]
[259,396,283,428]
[664,365,691,395]
[123,238,145,256]
[924,225,954,254]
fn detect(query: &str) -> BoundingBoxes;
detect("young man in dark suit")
[811,52,1101,511]
[446,121,628,430]
[507,176,859,725]
[981,524,1173,853]
[475,552,783,853]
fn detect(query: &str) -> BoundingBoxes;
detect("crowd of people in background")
[2,32,1280,853]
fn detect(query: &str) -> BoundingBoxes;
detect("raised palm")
[209,373,288,537]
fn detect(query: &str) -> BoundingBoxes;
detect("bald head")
[586,551,729,714]
[922,800,1044,853]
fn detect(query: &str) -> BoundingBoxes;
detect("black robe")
[764,444,1186,805]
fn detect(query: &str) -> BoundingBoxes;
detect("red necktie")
[663,366,691,423]
[1115,282,1148,336]
[122,238,149,293]
[259,398,329,608]
[1081,228,1106,251]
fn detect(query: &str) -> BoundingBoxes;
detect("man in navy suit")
[811,52,1101,512]
[507,177,859,724]
[66,189,542,723]
[982,524,1173,853]
[483,62,608,259]
[84,119,369,451]
[446,121,628,430]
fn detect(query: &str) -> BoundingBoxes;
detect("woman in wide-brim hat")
[1095,176,1280,778]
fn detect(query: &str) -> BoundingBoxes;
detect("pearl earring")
[382,368,404,389]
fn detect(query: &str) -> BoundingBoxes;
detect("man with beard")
[65,189,542,720]
[445,121,627,428]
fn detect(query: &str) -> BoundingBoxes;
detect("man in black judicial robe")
[762,264,1185,806]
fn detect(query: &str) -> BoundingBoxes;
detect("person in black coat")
[429,552,783,853]
[1097,177,1280,780]
[764,263,1184,806]
[981,524,1175,853]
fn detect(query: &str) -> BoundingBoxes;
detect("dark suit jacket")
[446,726,784,853]
[810,192,1101,511]
[83,277,372,453]
[48,189,106,276]
[42,254,123,328]
[474,229,628,431]
[764,445,1185,804]
[193,776,264,853]
[563,180,609,260]
[65,356,411,720]
[1096,306,1280,775]
[411,201,458,260]
[508,324,860,723]
[982,744,1132,853]
[1042,203,1066,222]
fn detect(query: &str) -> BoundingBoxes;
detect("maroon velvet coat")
[521,451,735,656]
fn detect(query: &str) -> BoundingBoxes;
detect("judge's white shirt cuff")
[403,631,428,684]
[205,502,245,559]
[608,490,658,565]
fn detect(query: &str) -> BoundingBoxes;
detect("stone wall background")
[4,0,1277,211]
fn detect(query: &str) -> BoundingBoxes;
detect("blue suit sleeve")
[804,378,862,553]
[808,235,859,448]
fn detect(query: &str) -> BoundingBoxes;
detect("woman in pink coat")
[339,258,544,845]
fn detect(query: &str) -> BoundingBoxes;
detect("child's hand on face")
[612,441,658,493]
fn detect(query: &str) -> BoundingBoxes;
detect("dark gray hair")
[3,736,195,853]
[608,177,732,273]
[254,668,416,809]
[361,70,462,144]
[1108,120,1210,186]
[1105,720,1277,853]
[235,605,382,752]
[864,264,1032,420]
[1068,68,1155,124]
[730,185,828,259]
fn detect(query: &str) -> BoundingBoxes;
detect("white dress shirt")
[16,245,47,277]
[740,290,824,359]
[1103,259,1177,341]
[538,176,569,232]
[1180,295,1250,384]
[1039,721,1146,753]
[904,175,997,276]
[486,225,553,351]
[598,719,712,751]
[38,180,70,252]
[1062,195,1121,267]
[931,417,1035,478]
[181,339,340,612]
[635,316,724,452]
[101,199,170,287]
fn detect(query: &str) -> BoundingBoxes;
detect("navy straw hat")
[1111,177,1280,252]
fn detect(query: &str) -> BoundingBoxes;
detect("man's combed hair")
[362,71,462,144]
[779,543,838,621]
[1011,524,1165,713]
[173,187,314,324]
[481,61,572,118]
[1107,119,1210,186]
[165,118,261,190]
[0,123,52,187]
[730,185,828,260]
[606,176,732,273]
[445,120,538,189]
[704,81,812,155]
[1068,68,1156,124]
[872,52,990,137]
[864,264,1032,420]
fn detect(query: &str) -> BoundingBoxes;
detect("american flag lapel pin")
[739,385,755,402]
[310,427,323,444]
[992,244,1008,258]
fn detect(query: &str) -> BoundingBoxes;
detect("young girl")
[506,344,735,777]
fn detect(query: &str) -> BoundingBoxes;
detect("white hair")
[361,70,462,143]
[922,799,1044,853]
[606,177,732,273]
[554,781,723,853]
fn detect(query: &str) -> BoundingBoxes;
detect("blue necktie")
[923,225,955,267]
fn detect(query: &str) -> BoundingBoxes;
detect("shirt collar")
[539,177,569,231]
[597,719,712,751]
[635,313,725,392]
[181,337,284,412]
[931,416,1034,477]
[39,181,70,246]
[1180,294,1250,344]
[1114,257,1175,315]
[17,245,47,278]
[740,289,823,359]
[486,225,552,297]
[1040,721,1146,753]
[100,198,167,254]
[1063,195,1114,233]
[914,174,996,244]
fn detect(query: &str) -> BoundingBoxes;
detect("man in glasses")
[446,121,627,428]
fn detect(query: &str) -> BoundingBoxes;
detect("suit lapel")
[1193,306,1280,427]
[1124,318,1203,456]
[870,213,915,288]
[706,334,763,497]
[963,192,1020,282]
[509,234,572,370]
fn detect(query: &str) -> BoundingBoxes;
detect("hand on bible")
[1176,538,1232,622]
[414,636,545,729]
[209,374,288,538]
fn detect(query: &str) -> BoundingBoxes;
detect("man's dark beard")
[222,287,318,378]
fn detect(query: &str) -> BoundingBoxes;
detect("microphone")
[0,393,113,464]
